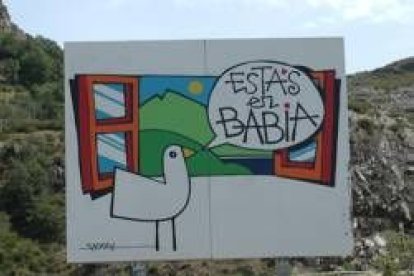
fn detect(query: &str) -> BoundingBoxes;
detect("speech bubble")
[207,61,325,150]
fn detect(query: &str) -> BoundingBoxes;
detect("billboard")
[65,38,352,262]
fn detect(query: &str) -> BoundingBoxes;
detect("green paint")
[140,91,213,145]
[139,90,272,158]
[139,129,252,176]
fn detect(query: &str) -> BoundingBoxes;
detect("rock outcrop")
[0,0,25,38]
[0,0,11,33]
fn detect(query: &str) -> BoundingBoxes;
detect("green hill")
[140,91,214,145]
[139,91,272,157]
[139,129,252,176]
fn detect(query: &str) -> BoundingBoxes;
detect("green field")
[139,91,272,158]
[138,129,252,176]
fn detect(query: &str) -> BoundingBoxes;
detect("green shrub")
[348,99,372,113]
[357,118,376,135]
[373,231,414,273]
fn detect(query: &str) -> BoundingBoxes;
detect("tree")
[18,44,53,85]
[0,139,64,243]
[33,36,63,82]
[0,212,49,275]
[0,58,20,83]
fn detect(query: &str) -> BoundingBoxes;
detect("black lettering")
[261,95,279,108]
[242,109,264,144]
[251,66,272,96]
[246,72,259,94]
[224,72,246,93]
[290,102,321,141]
[262,111,284,144]
[287,70,301,95]
[246,96,264,109]
[285,109,290,142]
[84,242,115,251]
[265,68,288,95]
[215,107,245,138]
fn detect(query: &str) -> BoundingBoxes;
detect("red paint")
[75,75,139,194]
[273,70,339,187]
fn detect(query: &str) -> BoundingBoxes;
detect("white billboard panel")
[65,38,352,262]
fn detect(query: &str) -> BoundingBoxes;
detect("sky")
[4,0,414,73]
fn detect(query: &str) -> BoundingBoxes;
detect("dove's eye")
[169,151,177,159]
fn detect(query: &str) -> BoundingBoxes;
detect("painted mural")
[66,39,351,262]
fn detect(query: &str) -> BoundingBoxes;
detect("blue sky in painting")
[139,76,216,106]
[94,83,126,120]
[97,132,127,173]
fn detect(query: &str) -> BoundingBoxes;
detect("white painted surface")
[65,38,352,262]
[208,61,325,150]
[112,146,190,220]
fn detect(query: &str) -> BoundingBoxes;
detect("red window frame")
[273,70,339,186]
[75,75,139,194]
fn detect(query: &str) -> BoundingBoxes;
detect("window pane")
[97,132,127,174]
[94,83,126,119]
[288,140,316,162]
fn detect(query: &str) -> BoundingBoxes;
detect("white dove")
[111,145,193,251]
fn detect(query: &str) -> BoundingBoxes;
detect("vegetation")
[0,24,76,274]
[0,33,62,84]
[0,6,413,273]
[0,137,72,273]
[373,231,414,274]
[348,98,373,113]
[0,33,63,135]
[348,70,414,92]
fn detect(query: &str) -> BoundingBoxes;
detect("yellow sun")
[188,80,203,95]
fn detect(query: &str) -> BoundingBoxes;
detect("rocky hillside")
[0,0,24,38]
[347,57,414,271]
[0,0,11,32]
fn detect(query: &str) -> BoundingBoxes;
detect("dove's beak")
[182,148,195,158]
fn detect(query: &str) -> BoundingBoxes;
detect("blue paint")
[94,83,125,120]
[221,158,273,175]
[98,155,127,173]
[95,90,125,107]
[97,132,127,173]
[96,110,112,120]
[288,140,316,162]
[139,76,216,106]
[98,133,126,152]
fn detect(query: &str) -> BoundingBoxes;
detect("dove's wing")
[111,169,189,221]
